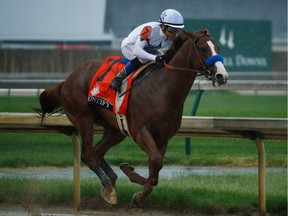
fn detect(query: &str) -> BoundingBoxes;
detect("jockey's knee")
[131,57,143,67]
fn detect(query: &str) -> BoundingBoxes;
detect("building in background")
[0,0,286,72]
[105,0,286,41]
[0,0,114,49]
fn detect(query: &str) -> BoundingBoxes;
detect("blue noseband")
[205,54,224,67]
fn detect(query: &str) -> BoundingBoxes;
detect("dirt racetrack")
[0,203,256,216]
[0,205,210,216]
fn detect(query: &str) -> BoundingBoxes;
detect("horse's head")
[166,29,229,86]
[189,29,228,86]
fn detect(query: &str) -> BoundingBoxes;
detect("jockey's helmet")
[159,9,184,29]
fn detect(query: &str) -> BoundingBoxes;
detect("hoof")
[120,163,135,172]
[131,192,141,207]
[100,187,117,205]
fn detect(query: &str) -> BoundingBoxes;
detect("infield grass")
[0,91,287,117]
[0,134,286,167]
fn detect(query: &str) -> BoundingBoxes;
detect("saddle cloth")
[88,56,154,136]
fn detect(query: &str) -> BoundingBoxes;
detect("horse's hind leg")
[95,128,147,187]
[99,159,118,187]
[92,127,125,202]
[79,119,121,204]
[93,128,125,187]
[64,106,119,204]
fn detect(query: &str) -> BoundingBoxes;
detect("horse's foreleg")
[120,143,167,186]
[132,127,164,205]
[120,163,146,185]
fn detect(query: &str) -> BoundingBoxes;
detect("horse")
[35,29,229,206]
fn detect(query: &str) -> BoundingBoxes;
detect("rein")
[163,34,224,79]
[163,38,208,77]
[121,31,225,97]
[164,61,205,76]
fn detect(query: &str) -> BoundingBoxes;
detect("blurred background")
[0,0,286,78]
[0,2,286,213]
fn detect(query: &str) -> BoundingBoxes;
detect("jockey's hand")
[155,55,165,63]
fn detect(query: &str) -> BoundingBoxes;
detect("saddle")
[88,56,154,136]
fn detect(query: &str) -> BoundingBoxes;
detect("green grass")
[0,134,286,167]
[184,91,287,117]
[0,133,73,167]
[0,91,287,117]
[0,170,286,215]
[0,96,39,113]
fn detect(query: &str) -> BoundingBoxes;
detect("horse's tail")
[34,82,64,123]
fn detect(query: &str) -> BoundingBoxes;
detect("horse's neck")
[169,39,193,69]
[162,39,197,102]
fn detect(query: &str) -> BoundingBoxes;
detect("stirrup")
[110,77,123,92]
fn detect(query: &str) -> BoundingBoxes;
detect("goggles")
[166,26,179,33]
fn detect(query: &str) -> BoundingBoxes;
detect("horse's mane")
[164,29,210,62]
[164,31,188,62]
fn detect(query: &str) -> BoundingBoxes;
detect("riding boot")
[110,58,142,92]
[110,68,128,92]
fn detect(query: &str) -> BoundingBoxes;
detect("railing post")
[71,133,81,211]
[185,90,204,155]
[255,136,266,216]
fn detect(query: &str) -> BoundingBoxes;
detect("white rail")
[0,80,287,96]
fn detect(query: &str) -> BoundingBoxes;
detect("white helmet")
[159,9,184,29]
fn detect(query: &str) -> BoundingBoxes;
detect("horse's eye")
[200,47,206,54]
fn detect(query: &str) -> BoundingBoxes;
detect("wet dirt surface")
[0,203,242,216]
[0,166,285,180]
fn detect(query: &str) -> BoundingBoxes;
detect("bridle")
[163,31,224,81]
[120,31,225,97]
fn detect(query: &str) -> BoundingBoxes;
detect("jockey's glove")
[155,55,165,63]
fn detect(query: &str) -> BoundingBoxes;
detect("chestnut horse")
[36,30,228,206]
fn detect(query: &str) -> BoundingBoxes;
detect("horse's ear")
[203,29,211,36]
[196,29,211,36]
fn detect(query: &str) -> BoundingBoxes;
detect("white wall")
[0,0,113,41]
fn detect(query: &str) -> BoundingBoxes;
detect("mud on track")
[0,203,239,216]
[1,166,284,179]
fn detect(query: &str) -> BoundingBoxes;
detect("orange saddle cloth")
[88,56,134,115]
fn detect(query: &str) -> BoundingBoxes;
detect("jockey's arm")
[133,37,157,62]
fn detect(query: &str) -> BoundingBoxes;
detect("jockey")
[110,9,185,92]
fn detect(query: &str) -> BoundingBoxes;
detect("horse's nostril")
[215,74,224,82]
[215,73,227,85]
